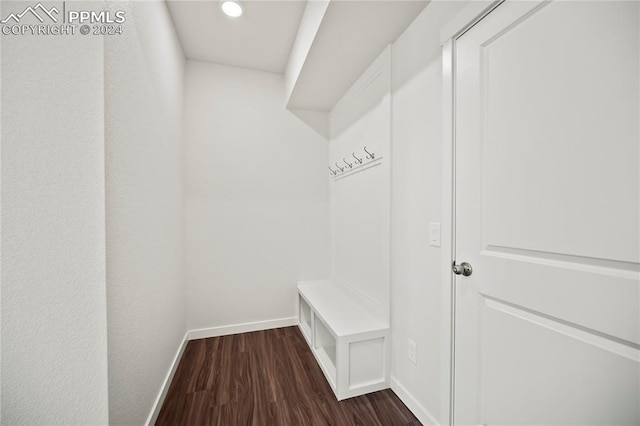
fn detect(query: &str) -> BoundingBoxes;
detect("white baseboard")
[187,316,298,341]
[390,376,441,426]
[145,331,189,426]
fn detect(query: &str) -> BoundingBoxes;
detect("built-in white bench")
[297,280,390,400]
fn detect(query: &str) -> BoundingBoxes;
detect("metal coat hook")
[328,166,337,176]
[343,158,353,169]
[335,162,345,172]
[352,152,363,164]
[364,146,375,160]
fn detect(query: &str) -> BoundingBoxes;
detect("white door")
[453,1,640,424]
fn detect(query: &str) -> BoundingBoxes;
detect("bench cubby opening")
[298,295,313,343]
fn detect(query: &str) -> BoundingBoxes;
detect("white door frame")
[439,2,503,424]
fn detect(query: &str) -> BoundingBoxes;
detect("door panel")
[481,1,639,264]
[454,1,640,424]
[483,304,639,425]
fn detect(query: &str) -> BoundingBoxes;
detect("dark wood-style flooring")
[156,326,421,425]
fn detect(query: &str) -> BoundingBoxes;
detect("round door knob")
[452,261,472,276]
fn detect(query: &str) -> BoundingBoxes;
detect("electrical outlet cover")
[408,339,417,364]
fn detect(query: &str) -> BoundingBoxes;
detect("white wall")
[0,1,109,423]
[184,61,330,331]
[329,47,391,321]
[389,1,470,424]
[104,1,186,424]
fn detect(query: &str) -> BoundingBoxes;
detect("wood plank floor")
[156,326,421,425]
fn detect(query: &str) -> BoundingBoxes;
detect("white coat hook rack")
[329,147,383,181]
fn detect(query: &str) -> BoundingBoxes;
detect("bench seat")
[297,280,390,400]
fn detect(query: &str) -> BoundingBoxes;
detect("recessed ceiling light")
[220,0,243,18]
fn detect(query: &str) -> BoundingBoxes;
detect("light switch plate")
[408,339,417,365]
[429,222,441,247]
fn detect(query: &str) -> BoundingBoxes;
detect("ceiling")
[167,0,307,74]
[167,0,430,112]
